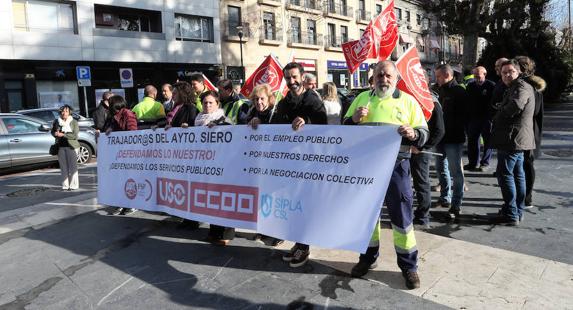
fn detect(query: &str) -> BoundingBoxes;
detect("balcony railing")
[288,31,322,46]
[260,26,283,41]
[325,35,351,48]
[326,1,353,18]
[288,0,321,10]
[356,9,371,22]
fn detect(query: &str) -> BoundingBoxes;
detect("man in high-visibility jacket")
[343,60,429,290]
[190,73,209,112]
[216,79,249,124]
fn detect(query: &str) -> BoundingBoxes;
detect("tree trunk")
[463,32,479,67]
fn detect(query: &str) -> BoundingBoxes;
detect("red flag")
[202,74,217,91]
[342,0,398,73]
[372,0,398,61]
[395,46,434,120]
[240,55,284,98]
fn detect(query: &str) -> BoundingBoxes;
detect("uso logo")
[157,178,188,211]
[190,182,259,222]
[124,178,137,200]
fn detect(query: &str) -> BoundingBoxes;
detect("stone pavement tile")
[306,228,573,310]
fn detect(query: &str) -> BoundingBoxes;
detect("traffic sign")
[76,66,91,87]
[119,68,133,88]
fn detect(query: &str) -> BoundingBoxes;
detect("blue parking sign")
[76,66,91,87]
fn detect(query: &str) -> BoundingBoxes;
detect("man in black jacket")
[272,62,327,128]
[412,92,445,226]
[275,62,327,268]
[465,66,496,171]
[93,90,113,135]
[434,64,467,219]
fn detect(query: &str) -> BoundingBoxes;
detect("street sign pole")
[83,86,89,118]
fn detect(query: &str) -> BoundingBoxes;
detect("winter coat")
[466,79,496,120]
[524,75,546,157]
[421,92,445,150]
[272,90,327,125]
[51,118,80,149]
[245,105,276,125]
[436,79,467,144]
[106,108,138,132]
[170,104,199,128]
[92,102,109,131]
[491,77,536,151]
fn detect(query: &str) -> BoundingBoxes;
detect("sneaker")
[464,183,469,192]
[492,214,519,226]
[431,184,441,192]
[448,207,461,219]
[351,260,378,277]
[524,205,534,209]
[289,248,310,268]
[119,208,137,215]
[282,245,299,262]
[109,207,123,216]
[479,164,490,171]
[269,238,284,247]
[402,271,421,289]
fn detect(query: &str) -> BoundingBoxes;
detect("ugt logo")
[157,178,188,211]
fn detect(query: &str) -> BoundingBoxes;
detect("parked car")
[0,113,97,169]
[17,108,94,129]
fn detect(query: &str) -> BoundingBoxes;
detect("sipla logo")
[157,178,188,211]
[124,178,137,200]
[260,194,273,218]
[190,182,259,222]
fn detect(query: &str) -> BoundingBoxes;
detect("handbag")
[49,143,59,156]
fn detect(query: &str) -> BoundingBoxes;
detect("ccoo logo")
[157,178,188,211]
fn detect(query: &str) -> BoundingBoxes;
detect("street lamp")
[236,25,245,85]
[440,21,447,64]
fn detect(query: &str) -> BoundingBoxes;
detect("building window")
[291,17,301,43]
[376,4,382,14]
[175,14,213,42]
[395,7,402,20]
[94,4,162,33]
[5,81,24,111]
[263,12,275,40]
[227,6,241,36]
[340,25,348,43]
[416,14,421,26]
[359,28,365,37]
[328,23,336,46]
[12,0,76,33]
[405,10,410,23]
[307,19,317,45]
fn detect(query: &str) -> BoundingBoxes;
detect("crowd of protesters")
[79,55,545,290]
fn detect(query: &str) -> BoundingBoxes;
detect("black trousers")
[523,150,535,206]
[208,225,235,240]
[410,152,431,223]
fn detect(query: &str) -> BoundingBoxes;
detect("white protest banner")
[97,125,400,252]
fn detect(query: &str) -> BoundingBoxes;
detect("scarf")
[58,116,73,133]
[194,109,226,127]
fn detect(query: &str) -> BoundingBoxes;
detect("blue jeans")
[496,150,526,220]
[435,143,465,210]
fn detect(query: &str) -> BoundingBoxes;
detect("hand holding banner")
[396,46,434,120]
